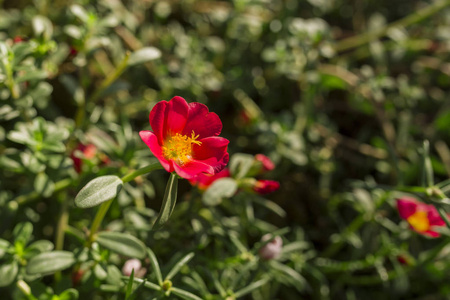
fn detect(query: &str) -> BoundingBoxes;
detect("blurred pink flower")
[122,259,147,278]
[255,154,275,172]
[397,197,445,238]
[259,234,283,260]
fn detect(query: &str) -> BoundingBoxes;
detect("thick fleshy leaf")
[171,287,203,300]
[96,231,146,259]
[0,261,18,287]
[13,222,33,246]
[26,251,76,275]
[229,153,255,179]
[203,178,237,206]
[128,47,161,66]
[75,175,123,208]
[147,248,163,285]
[153,173,178,228]
[165,252,195,280]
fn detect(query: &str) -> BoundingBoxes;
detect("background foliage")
[1,0,450,299]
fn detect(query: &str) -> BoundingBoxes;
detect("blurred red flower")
[71,143,110,174]
[140,96,229,179]
[397,197,445,238]
[253,180,280,194]
[189,168,231,191]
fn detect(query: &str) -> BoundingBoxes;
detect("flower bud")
[253,180,280,194]
[255,154,275,172]
[258,234,283,260]
[122,259,147,278]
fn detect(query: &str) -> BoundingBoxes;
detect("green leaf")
[230,153,255,179]
[202,178,237,206]
[234,278,269,298]
[165,252,195,281]
[147,248,163,285]
[34,172,55,198]
[269,260,306,290]
[26,251,76,275]
[15,69,48,83]
[421,140,434,187]
[59,289,79,300]
[125,269,135,300]
[0,239,11,258]
[13,222,33,246]
[94,264,108,280]
[75,175,123,208]
[171,287,203,300]
[153,173,178,229]
[128,47,161,66]
[96,231,146,259]
[0,261,18,287]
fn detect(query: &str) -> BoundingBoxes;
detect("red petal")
[192,137,229,173]
[164,96,189,136]
[427,206,446,227]
[139,131,173,173]
[149,96,189,143]
[423,229,441,238]
[149,101,167,143]
[396,198,418,220]
[182,102,222,139]
[173,160,214,179]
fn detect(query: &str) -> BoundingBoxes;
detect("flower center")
[162,131,202,165]
[407,210,430,232]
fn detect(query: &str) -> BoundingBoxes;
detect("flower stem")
[121,161,163,183]
[86,162,163,247]
[86,199,113,247]
[334,0,450,53]
[88,52,130,104]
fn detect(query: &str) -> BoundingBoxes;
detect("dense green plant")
[1,0,450,299]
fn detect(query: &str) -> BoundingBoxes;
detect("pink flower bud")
[122,259,147,278]
[258,234,283,260]
[255,154,275,172]
[253,180,280,194]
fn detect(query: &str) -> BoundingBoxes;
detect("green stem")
[121,161,163,183]
[334,0,450,52]
[55,195,69,251]
[88,52,130,104]
[86,162,163,247]
[86,199,113,247]
[14,178,72,206]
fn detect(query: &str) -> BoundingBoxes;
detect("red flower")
[140,96,229,179]
[13,36,25,43]
[396,197,446,238]
[255,154,275,172]
[71,143,110,174]
[189,168,231,190]
[253,180,280,194]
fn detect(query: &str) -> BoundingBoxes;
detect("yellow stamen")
[162,131,202,165]
[407,211,430,232]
